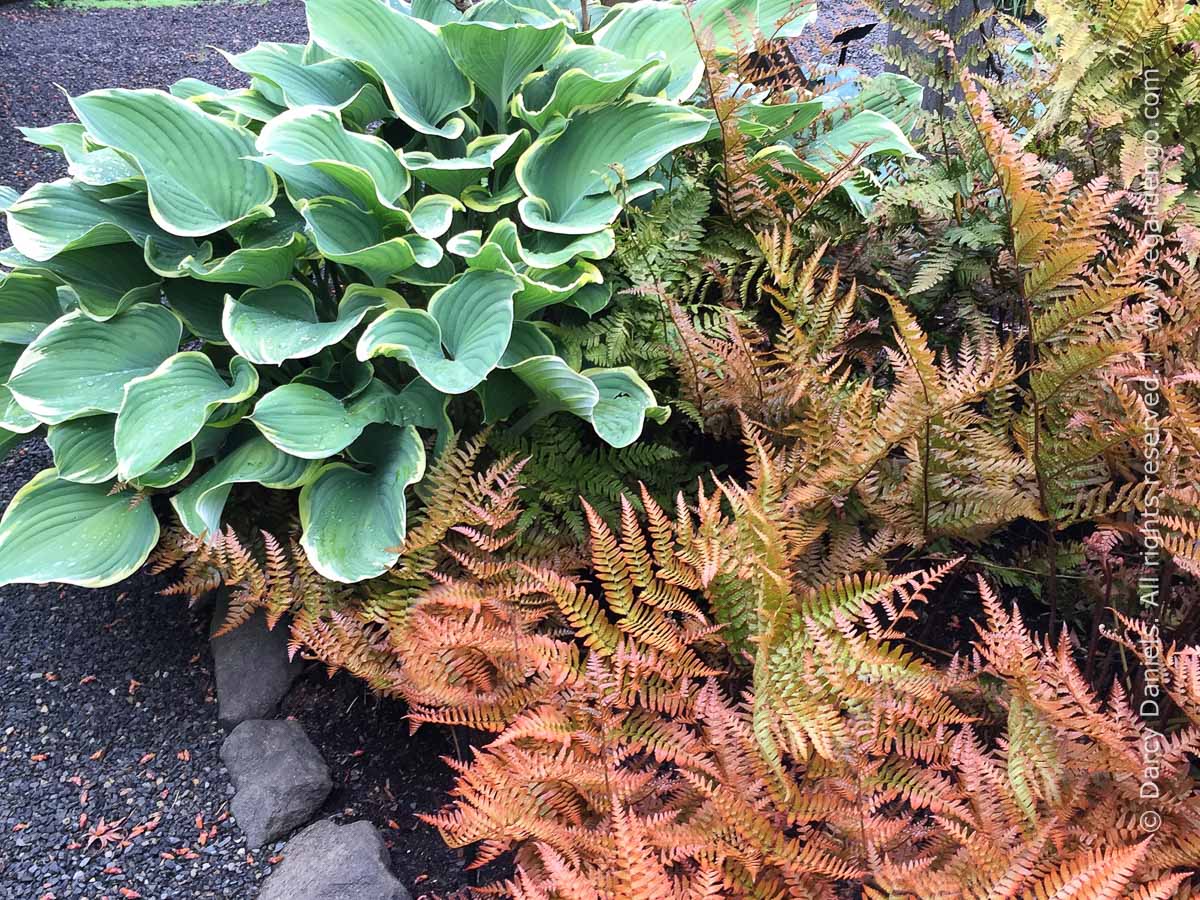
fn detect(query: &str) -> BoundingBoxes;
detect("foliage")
[0,0,924,588]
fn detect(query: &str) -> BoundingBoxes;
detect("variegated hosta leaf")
[440,18,566,127]
[516,98,710,234]
[220,41,389,125]
[307,0,473,138]
[46,416,119,484]
[0,469,159,587]
[513,45,662,130]
[19,123,141,186]
[6,304,182,424]
[297,196,443,286]
[299,423,425,582]
[446,217,614,271]
[398,131,526,197]
[510,357,669,446]
[172,435,322,538]
[257,105,411,211]
[0,244,161,321]
[591,2,702,102]
[0,272,65,344]
[70,88,277,236]
[172,80,288,123]
[4,179,202,263]
[115,354,259,480]
[222,280,395,365]
[357,269,519,393]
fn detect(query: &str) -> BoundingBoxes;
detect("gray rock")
[210,590,302,729]
[220,720,332,849]
[258,819,411,900]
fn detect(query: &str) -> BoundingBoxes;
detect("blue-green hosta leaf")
[131,442,197,489]
[0,245,161,322]
[147,232,307,288]
[172,435,321,538]
[222,280,392,365]
[4,180,202,263]
[692,0,817,42]
[257,106,411,212]
[115,354,259,480]
[19,123,142,187]
[399,131,526,197]
[0,470,159,587]
[461,172,525,214]
[307,0,473,139]
[753,109,920,214]
[516,98,710,234]
[440,18,566,127]
[513,260,601,318]
[173,81,288,123]
[513,45,662,129]
[499,320,555,366]
[299,423,425,582]
[591,2,701,101]
[46,416,119,484]
[6,304,182,425]
[413,0,463,22]
[298,196,443,286]
[357,269,519,393]
[0,186,17,211]
[250,381,390,458]
[0,345,40,436]
[0,272,65,344]
[164,279,231,343]
[70,88,277,236]
[220,41,389,125]
[566,281,611,315]
[447,217,614,271]
[510,356,668,446]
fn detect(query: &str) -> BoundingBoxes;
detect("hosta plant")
[0,0,918,587]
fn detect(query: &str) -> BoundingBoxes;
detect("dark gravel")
[1,2,471,896]
[0,0,312,247]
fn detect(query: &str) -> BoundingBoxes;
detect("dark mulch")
[0,1,472,896]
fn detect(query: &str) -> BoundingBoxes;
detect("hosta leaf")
[115,354,259,480]
[172,435,321,538]
[4,179,202,263]
[514,45,661,129]
[307,0,473,139]
[175,81,288,123]
[592,2,701,101]
[692,0,817,43]
[440,18,566,127]
[0,469,159,588]
[220,41,389,124]
[513,260,602,318]
[222,280,390,365]
[0,427,25,462]
[511,356,668,446]
[357,269,519,393]
[447,217,614,271]
[399,131,526,197]
[19,123,142,187]
[249,380,414,457]
[46,416,119,484]
[299,423,425,582]
[516,98,710,233]
[0,272,65,344]
[165,279,232,343]
[0,245,161,321]
[0,345,40,435]
[7,304,182,425]
[257,106,411,211]
[148,233,307,288]
[70,88,277,236]
[413,0,463,23]
[298,196,443,286]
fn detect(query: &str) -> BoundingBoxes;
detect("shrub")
[0,0,920,587]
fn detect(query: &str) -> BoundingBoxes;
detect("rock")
[210,590,302,729]
[258,819,411,900]
[220,720,332,849]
